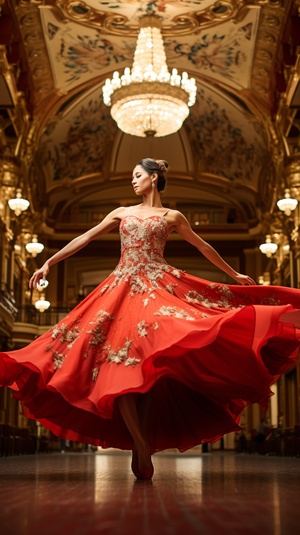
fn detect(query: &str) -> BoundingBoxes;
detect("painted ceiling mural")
[41,6,259,92]
[38,79,267,186]
[37,2,266,191]
[37,88,115,184]
[186,83,267,183]
[72,0,218,23]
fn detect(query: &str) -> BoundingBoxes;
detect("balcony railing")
[16,306,72,327]
[0,282,18,319]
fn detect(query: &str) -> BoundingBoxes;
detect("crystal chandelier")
[102,16,197,137]
[25,234,44,257]
[8,188,30,216]
[277,188,298,216]
[259,235,278,257]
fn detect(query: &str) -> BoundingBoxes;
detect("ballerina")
[1,158,299,480]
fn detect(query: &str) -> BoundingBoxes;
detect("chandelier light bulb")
[259,234,278,258]
[277,188,298,216]
[25,234,44,257]
[8,188,30,216]
[102,18,197,137]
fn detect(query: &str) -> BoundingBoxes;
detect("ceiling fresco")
[38,88,115,184]
[37,3,265,190]
[41,6,259,92]
[186,82,268,184]
[37,78,267,188]
[1,0,289,233]
[84,0,214,20]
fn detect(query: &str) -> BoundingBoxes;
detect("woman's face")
[132,165,153,195]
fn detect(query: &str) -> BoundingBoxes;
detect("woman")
[1,158,300,480]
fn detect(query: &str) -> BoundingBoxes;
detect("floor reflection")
[0,451,300,535]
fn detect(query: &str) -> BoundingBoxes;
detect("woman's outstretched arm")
[170,210,256,285]
[29,207,125,289]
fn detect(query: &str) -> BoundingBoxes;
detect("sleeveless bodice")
[111,215,181,296]
[120,215,168,262]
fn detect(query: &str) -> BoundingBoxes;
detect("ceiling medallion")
[102,15,197,138]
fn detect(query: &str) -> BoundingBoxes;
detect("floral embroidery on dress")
[125,357,141,367]
[92,368,99,381]
[154,306,195,321]
[186,287,245,310]
[51,323,80,349]
[84,310,113,359]
[46,346,66,370]
[165,284,176,294]
[259,295,283,306]
[137,320,149,337]
[106,339,134,365]
[99,285,109,295]
[104,217,182,298]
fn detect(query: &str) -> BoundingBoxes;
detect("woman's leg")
[117,393,153,477]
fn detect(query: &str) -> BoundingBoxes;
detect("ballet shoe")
[131,448,140,479]
[131,448,154,480]
[137,460,154,480]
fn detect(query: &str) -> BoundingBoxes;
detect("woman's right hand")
[29,263,50,289]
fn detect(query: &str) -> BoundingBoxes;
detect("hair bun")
[156,159,168,173]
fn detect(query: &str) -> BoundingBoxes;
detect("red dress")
[0,214,300,452]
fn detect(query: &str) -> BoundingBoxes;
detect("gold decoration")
[54,0,241,36]
[251,4,285,101]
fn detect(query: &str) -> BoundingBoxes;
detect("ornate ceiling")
[0,0,300,238]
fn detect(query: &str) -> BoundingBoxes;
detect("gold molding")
[251,4,286,102]
[45,0,244,36]
[14,0,55,110]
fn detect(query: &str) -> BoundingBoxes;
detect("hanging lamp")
[25,234,44,257]
[102,15,197,137]
[8,188,30,216]
[277,189,298,216]
[259,235,278,257]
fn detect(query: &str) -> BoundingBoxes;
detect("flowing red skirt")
[0,272,299,452]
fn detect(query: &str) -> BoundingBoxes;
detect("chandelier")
[25,234,44,257]
[277,188,298,216]
[8,188,30,216]
[259,235,278,258]
[102,16,197,137]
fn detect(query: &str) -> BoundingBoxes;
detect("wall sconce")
[277,189,298,216]
[259,234,278,257]
[8,188,30,216]
[25,234,44,257]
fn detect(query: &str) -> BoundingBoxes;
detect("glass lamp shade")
[277,189,298,216]
[25,235,44,257]
[259,235,278,257]
[35,296,50,313]
[8,188,30,216]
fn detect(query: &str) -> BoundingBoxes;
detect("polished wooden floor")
[0,450,300,535]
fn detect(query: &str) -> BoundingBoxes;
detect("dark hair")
[137,158,169,192]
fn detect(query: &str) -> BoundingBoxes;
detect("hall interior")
[1,0,300,455]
